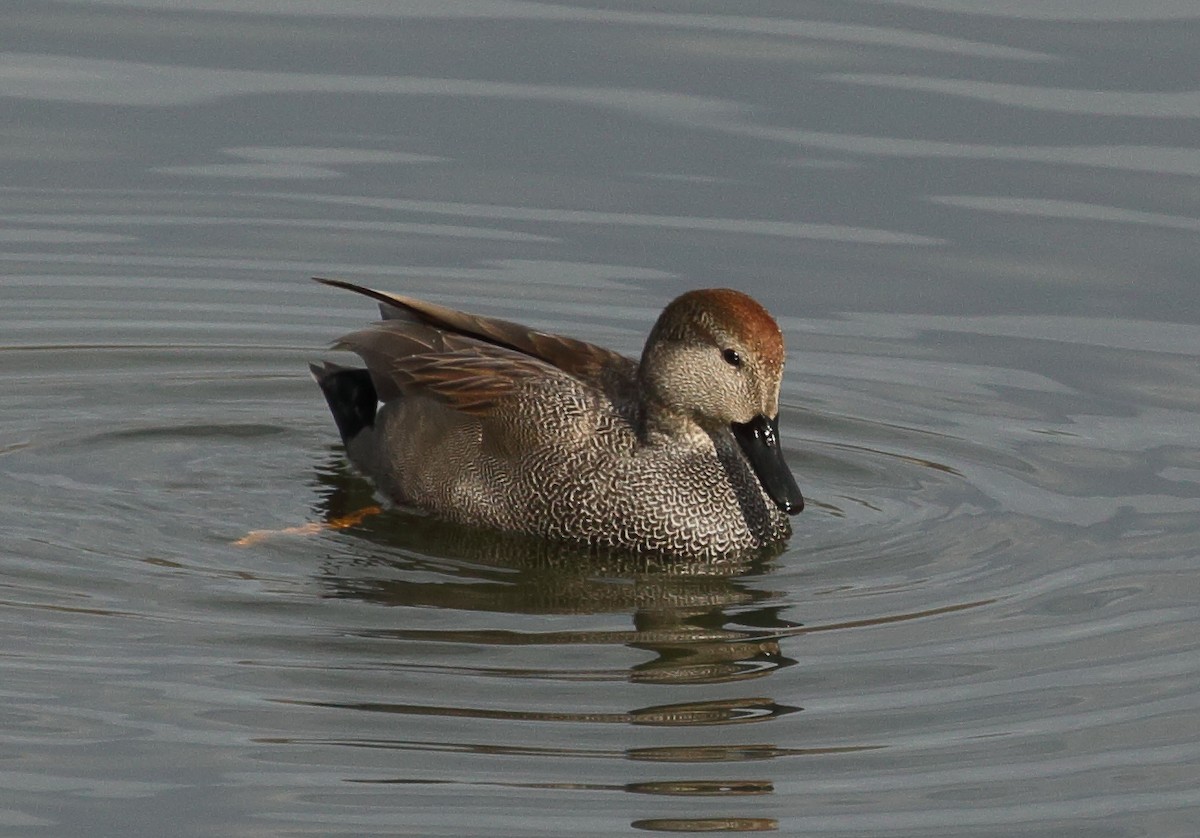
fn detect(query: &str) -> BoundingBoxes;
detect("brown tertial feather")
[314,277,636,389]
[332,320,580,415]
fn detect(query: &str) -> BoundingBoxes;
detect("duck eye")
[721,348,742,368]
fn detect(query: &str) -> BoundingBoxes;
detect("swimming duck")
[311,278,803,557]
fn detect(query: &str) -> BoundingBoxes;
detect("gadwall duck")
[311,278,803,558]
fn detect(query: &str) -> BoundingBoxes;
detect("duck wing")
[315,277,638,394]
[331,318,586,417]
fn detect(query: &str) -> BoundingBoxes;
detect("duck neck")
[636,394,718,447]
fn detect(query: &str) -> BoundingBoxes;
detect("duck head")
[639,288,804,514]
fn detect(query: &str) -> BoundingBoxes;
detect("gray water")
[2,2,1198,835]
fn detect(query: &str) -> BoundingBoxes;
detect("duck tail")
[309,362,378,445]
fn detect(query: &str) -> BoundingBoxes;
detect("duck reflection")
[311,455,800,685]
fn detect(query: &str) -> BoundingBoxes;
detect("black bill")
[731,414,804,514]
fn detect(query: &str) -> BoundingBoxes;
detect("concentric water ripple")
[5,262,1196,834]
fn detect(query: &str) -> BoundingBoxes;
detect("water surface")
[2,2,1198,835]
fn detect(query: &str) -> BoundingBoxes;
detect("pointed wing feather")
[333,319,586,416]
[397,352,558,415]
[315,277,637,388]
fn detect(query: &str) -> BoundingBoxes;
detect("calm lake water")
[3,2,1199,835]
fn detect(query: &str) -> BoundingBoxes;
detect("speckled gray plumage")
[312,279,800,559]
